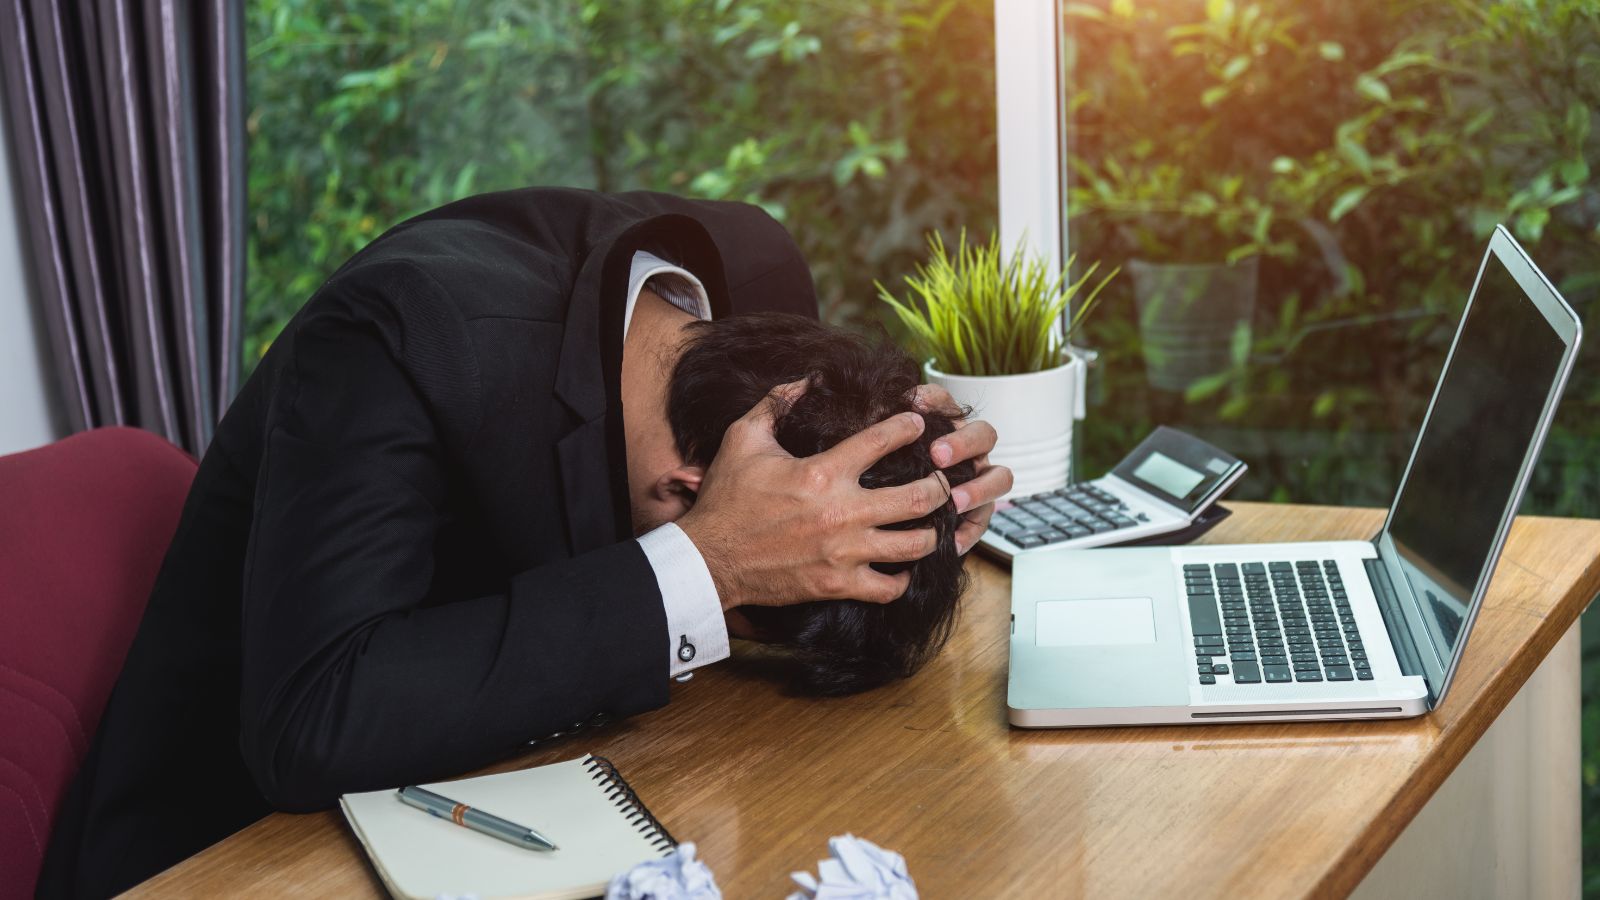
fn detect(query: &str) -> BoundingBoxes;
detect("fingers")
[822,410,926,476]
[949,461,1013,514]
[747,378,809,428]
[723,378,809,453]
[912,383,962,417]
[866,525,939,563]
[806,530,933,606]
[849,568,914,605]
[866,472,950,525]
[930,418,997,469]
[954,502,996,555]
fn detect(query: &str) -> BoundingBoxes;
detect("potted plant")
[1126,247,1260,396]
[878,232,1115,498]
[1072,161,1282,395]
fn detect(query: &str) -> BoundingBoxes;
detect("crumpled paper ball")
[606,842,723,900]
[787,834,918,900]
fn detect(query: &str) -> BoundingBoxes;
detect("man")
[39,188,1009,896]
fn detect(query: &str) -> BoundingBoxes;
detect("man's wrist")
[677,512,742,611]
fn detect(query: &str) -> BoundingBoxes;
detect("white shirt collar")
[623,251,712,336]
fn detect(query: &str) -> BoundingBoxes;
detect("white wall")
[0,96,63,455]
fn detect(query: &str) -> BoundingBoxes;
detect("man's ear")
[651,465,705,518]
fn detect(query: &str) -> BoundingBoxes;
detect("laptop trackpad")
[1036,597,1157,647]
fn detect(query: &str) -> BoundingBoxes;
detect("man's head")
[662,313,976,695]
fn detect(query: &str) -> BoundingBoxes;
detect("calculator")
[979,426,1246,561]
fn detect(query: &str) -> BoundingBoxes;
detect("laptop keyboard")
[1185,560,1372,686]
[989,483,1148,549]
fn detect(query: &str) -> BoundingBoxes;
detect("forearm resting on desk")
[239,542,669,811]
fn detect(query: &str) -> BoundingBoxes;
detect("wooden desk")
[129,503,1600,898]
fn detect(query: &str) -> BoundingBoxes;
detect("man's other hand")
[679,380,956,611]
[913,383,1012,555]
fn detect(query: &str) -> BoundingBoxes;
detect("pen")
[397,785,559,851]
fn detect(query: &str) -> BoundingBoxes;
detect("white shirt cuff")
[637,522,730,678]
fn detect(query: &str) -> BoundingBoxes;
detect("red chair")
[0,427,195,899]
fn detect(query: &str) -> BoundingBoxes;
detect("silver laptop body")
[1008,227,1583,727]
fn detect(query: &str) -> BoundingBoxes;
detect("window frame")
[993,0,1066,295]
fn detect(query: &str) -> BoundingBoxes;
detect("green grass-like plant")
[878,231,1117,377]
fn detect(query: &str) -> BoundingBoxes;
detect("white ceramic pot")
[924,352,1087,499]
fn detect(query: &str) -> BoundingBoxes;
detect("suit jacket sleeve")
[237,310,669,812]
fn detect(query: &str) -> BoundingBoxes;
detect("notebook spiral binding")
[583,756,677,854]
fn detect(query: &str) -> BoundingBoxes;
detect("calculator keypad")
[989,483,1150,549]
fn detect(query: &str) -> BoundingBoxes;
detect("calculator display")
[1130,452,1206,499]
[1111,427,1243,513]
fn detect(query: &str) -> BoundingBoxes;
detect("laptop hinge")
[1365,557,1425,680]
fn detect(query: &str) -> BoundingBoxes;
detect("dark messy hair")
[667,313,976,696]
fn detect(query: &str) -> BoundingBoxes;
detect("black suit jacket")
[38,188,817,897]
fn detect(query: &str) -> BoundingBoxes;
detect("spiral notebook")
[340,755,675,900]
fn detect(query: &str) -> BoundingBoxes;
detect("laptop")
[1008,226,1582,727]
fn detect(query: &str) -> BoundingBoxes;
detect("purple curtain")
[0,0,245,454]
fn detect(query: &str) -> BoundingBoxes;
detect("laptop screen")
[1384,253,1567,657]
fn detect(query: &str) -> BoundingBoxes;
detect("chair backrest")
[0,427,196,899]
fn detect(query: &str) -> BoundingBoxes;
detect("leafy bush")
[245,0,998,363]
[1062,0,1599,519]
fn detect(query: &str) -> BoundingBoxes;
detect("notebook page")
[341,755,667,900]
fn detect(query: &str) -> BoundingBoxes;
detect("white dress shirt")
[624,251,729,679]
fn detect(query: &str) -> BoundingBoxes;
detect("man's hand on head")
[913,383,1013,556]
[677,380,954,611]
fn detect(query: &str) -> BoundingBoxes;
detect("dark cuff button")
[677,634,696,663]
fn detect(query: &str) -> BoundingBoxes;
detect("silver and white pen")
[397,785,559,851]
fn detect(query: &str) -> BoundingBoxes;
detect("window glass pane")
[246,0,997,366]
[1061,0,1598,520]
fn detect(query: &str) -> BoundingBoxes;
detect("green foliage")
[245,0,998,363]
[878,232,1115,376]
[1064,0,1599,521]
